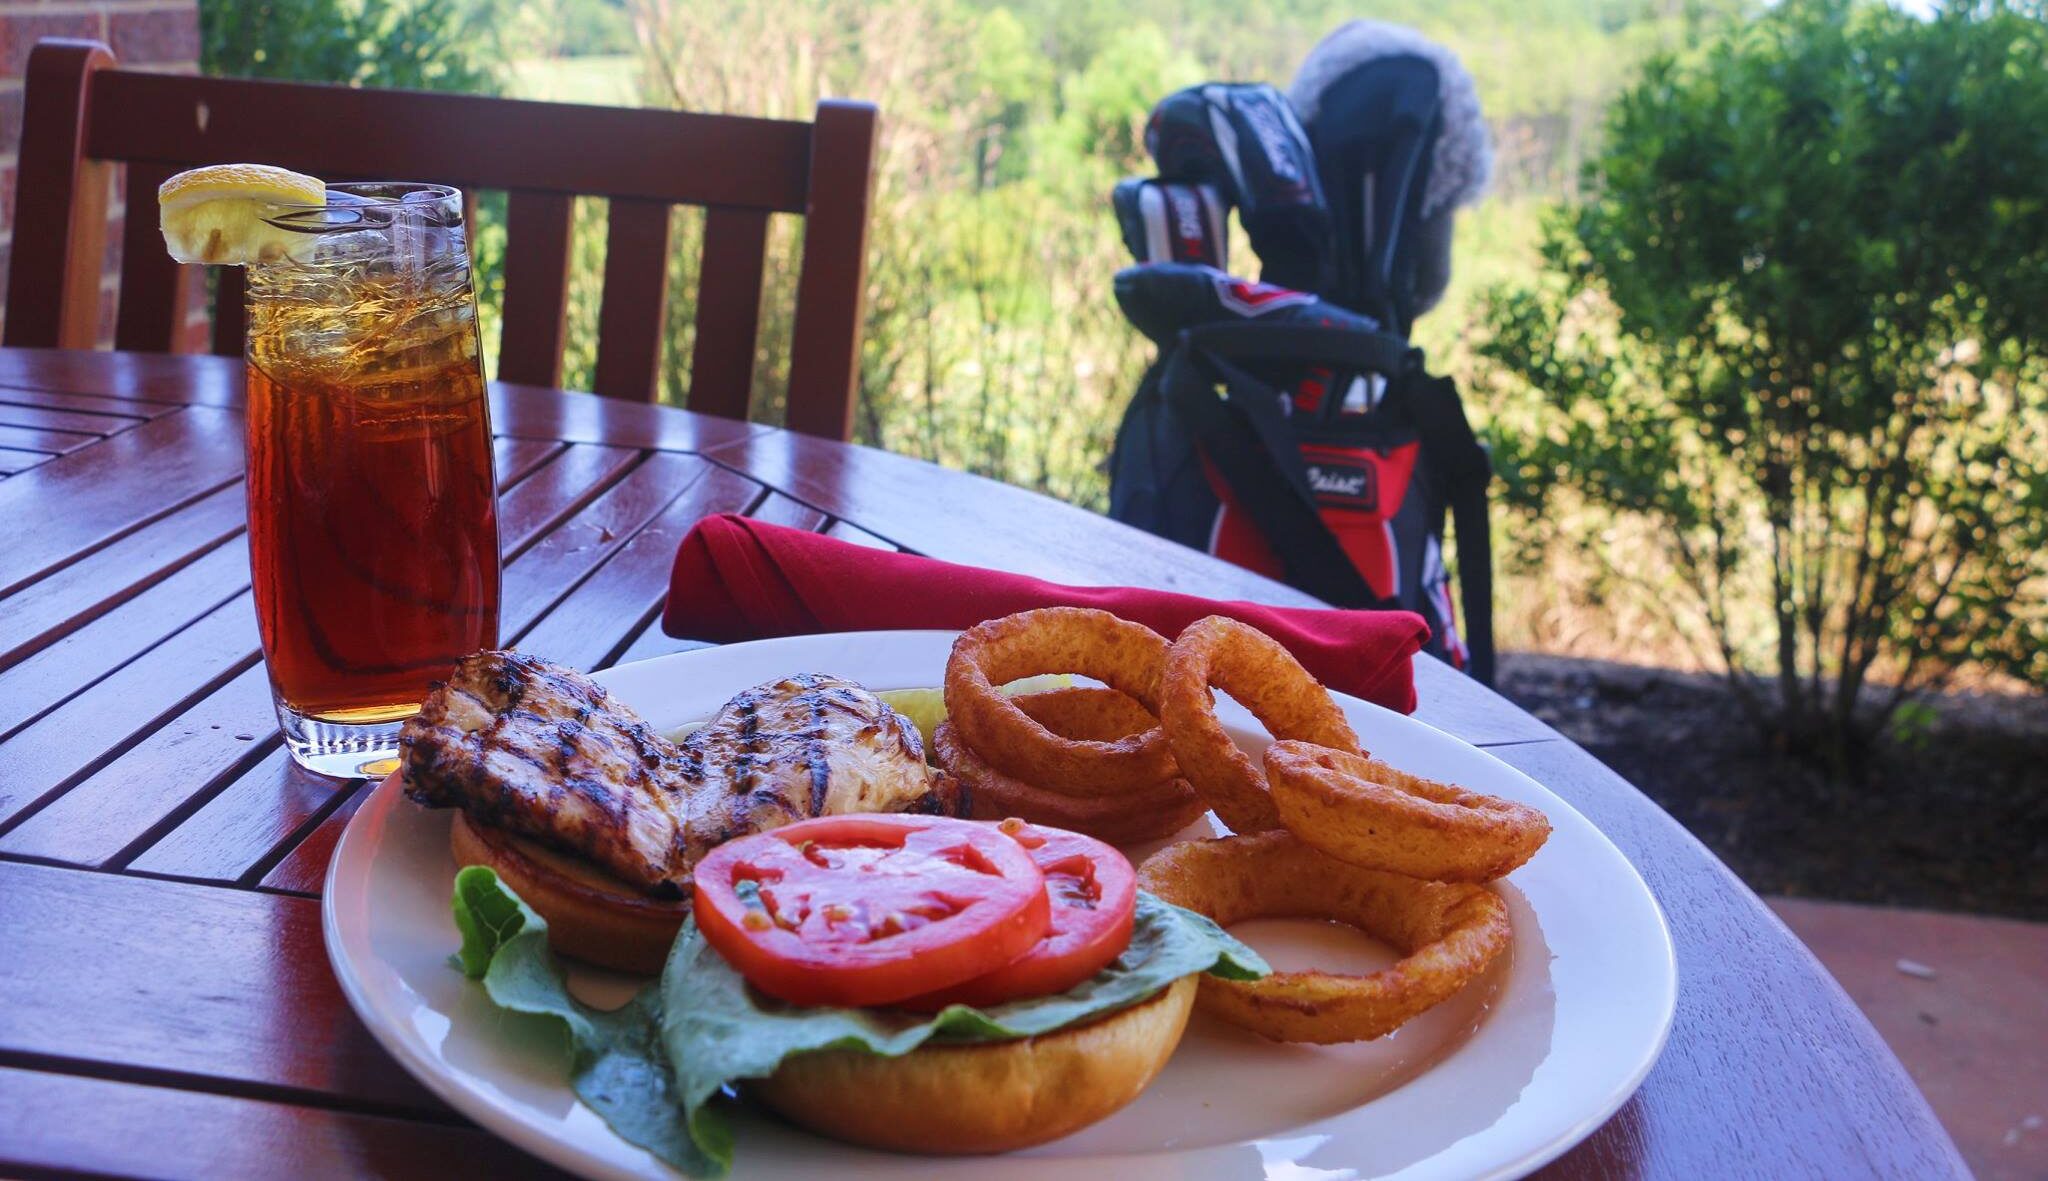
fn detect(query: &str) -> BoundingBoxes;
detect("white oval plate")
[325,631,1674,1181]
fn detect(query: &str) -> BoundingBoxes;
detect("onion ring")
[1011,685,1162,745]
[935,722,1206,845]
[1264,742,1550,881]
[945,608,1176,794]
[1138,831,1511,1043]
[1158,616,1361,833]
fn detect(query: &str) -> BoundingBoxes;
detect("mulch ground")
[1495,653,2048,921]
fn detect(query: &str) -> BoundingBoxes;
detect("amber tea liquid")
[244,183,500,775]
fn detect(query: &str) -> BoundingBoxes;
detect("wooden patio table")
[0,348,1965,1180]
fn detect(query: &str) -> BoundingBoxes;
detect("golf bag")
[1107,69,1496,682]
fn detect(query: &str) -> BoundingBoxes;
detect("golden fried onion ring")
[1263,741,1550,882]
[935,719,1206,845]
[1012,685,1161,744]
[1139,832,1511,1043]
[1158,616,1361,833]
[945,608,1176,793]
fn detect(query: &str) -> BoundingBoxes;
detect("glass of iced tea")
[243,183,500,777]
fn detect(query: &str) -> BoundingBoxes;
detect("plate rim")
[323,630,1676,1181]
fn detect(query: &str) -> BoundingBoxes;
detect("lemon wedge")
[876,688,949,749]
[158,163,326,265]
[878,674,1075,751]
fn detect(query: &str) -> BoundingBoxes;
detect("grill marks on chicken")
[402,651,688,893]
[401,651,959,899]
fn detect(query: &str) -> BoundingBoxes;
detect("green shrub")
[1478,0,2048,770]
[201,0,504,91]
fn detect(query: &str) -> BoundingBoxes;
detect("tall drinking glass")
[243,183,501,777]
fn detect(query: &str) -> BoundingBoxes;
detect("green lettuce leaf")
[661,891,1265,1167]
[452,867,1265,1177]
[450,866,713,1175]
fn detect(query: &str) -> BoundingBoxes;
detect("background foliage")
[201,0,505,91]
[204,0,1711,497]
[1477,0,2048,761]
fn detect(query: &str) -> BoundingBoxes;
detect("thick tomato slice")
[900,820,1137,1010]
[691,814,1050,1008]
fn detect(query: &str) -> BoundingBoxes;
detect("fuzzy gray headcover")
[1288,20,1492,220]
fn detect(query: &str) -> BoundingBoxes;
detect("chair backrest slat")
[785,100,878,440]
[5,40,114,350]
[83,71,813,213]
[113,160,188,352]
[591,199,673,402]
[496,190,575,389]
[687,205,770,422]
[7,38,878,436]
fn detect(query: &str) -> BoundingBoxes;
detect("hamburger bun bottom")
[449,810,686,975]
[753,974,1197,1154]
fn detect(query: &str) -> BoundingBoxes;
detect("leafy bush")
[1477,0,2048,768]
[201,0,504,91]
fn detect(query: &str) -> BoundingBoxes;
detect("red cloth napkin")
[664,514,1428,713]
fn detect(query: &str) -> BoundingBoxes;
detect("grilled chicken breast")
[401,651,958,898]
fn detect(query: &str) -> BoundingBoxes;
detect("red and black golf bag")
[1107,59,1497,683]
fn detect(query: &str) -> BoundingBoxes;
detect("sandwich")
[453,813,1265,1169]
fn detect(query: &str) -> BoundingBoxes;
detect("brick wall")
[0,0,205,348]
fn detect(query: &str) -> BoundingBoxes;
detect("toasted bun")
[753,974,1196,1154]
[449,811,687,975]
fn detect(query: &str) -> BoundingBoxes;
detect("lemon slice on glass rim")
[158,163,327,265]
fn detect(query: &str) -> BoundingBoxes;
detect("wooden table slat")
[0,397,141,436]
[0,446,53,474]
[0,1064,570,1181]
[746,488,828,532]
[501,452,706,644]
[0,421,99,454]
[490,435,566,490]
[824,517,897,551]
[259,777,373,896]
[496,441,640,559]
[124,748,349,887]
[516,461,763,672]
[0,349,242,406]
[0,537,248,740]
[607,618,714,670]
[0,385,177,418]
[0,593,259,833]
[0,407,244,598]
[489,381,767,452]
[0,663,278,868]
[0,860,447,1117]
[0,483,244,669]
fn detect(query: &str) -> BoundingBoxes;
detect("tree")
[201,0,503,92]
[1477,0,2048,772]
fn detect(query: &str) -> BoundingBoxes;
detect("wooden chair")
[3,39,878,438]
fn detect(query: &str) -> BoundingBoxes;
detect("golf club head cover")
[1113,178,1230,269]
[1290,21,1494,326]
[1144,84,1333,295]
[1113,262,1327,347]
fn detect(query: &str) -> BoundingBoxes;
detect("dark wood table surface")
[0,348,1965,1180]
